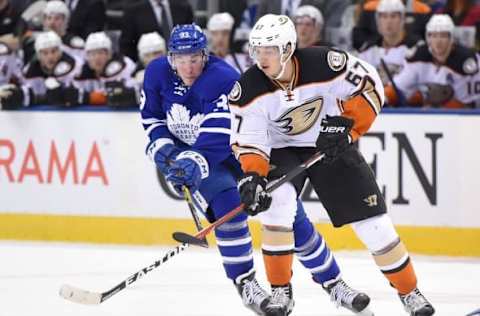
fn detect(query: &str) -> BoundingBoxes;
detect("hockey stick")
[59,187,207,304]
[380,58,407,106]
[172,151,326,246]
[59,243,190,305]
[182,186,208,248]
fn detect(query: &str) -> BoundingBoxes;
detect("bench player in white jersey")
[357,0,423,85]
[230,14,435,316]
[207,12,253,74]
[384,14,479,108]
[74,32,137,106]
[0,31,82,108]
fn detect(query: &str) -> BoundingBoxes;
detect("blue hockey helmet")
[168,23,208,55]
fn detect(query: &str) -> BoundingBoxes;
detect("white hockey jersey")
[229,47,384,169]
[22,51,82,105]
[357,35,423,85]
[387,43,479,107]
[0,42,23,85]
[74,54,136,93]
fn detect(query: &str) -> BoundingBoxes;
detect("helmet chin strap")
[273,46,294,80]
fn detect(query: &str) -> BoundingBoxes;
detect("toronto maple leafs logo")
[166,103,204,145]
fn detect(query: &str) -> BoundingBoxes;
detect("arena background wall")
[0,109,479,257]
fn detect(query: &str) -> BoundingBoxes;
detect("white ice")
[0,241,478,316]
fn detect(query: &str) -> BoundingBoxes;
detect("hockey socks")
[373,238,417,295]
[262,226,294,285]
[293,208,340,284]
[212,188,254,280]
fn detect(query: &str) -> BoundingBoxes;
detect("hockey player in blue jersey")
[140,23,276,315]
[141,24,369,316]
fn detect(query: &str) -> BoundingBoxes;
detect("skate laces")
[329,280,356,308]
[270,285,291,307]
[402,289,429,311]
[242,278,268,306]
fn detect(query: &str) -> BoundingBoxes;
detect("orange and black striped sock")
[372,238,417,295]
[262,226,294,286]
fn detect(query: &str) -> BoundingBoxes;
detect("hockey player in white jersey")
[357,0,423,85]
[385,14,479,108]
[230,14,435,316]
[207,12,253,74]
[74,32,137,106]
[0,31,82,108]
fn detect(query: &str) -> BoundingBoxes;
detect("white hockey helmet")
[207,12,235,31]
[249,14,297,79]
[34,31,62,53]
[376,0,406,14]
[85,32,112,52]
[44,0,70,20]
[293,5,324,28]
[138,32,166,57]
[426,14,455,37]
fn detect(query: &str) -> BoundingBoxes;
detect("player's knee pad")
[350,214,399,252]
[257,182,297,228]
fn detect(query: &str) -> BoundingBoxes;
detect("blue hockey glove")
[146,140,180,175]
[238,172,272,216]
[166,151,209,193]
[316,115,353,164]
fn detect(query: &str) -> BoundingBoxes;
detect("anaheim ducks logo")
[274,96,323,135]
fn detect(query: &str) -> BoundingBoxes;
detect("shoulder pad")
[0,42,11,55]
[463,56,478,75]
[447,45,479,75]
[104,59,125,78]
[295,47,347,85]
[326,49,348,72]
[54,60,74,77]
[228,81,242,102]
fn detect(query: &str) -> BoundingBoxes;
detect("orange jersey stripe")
[342,94,377,141]
[239,153,270,176]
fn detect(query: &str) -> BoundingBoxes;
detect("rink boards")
[0,109,479,256]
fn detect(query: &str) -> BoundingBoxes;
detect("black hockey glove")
[238,172,272,216]
[106,81,137,107]
[0,84,24,109]
[316,115,354,164]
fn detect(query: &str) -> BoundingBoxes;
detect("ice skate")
[399,288,435,316]
[235,270,272,315]
[261,283,294,316]
[323,278,373,315]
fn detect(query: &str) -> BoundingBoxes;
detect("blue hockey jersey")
[141,55,239,167]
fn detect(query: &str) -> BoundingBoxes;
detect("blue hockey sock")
[211,188,254,280]
[293,200,340,285]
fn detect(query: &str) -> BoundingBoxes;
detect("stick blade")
[59,284,102,305]
[172,232,208,248]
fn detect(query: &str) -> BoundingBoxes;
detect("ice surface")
[0,241,478,316]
